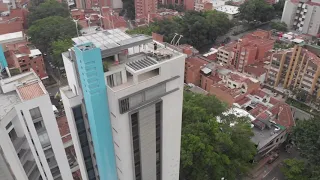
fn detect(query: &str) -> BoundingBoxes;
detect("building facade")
[3,42,48,79]
[281,0,320,37]
[135,0,158,22]
[60,28,186,180]
[267,45,320,96]
[216,30,274,72]
[0,71,74,180]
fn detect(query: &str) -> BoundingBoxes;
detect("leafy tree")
[239,0,275,22]
[29,0,45,7]
[180,91,257,180]
[281,159,309,180]
[271,22,287,32]
[273,0,285,13]
[292,118,320,166]
[28,16,79,53]
[28,0,69,26]
[126,24,160,36]
[121,0,135,20]
[127,10,232,49]
[158,3,185,12]
[282,118,320,179]
[51,39,73,67]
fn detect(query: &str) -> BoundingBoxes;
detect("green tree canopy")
[282,118,320,180]
[121,0,135,20]
[281,159,309,180]
[126,10,232,49]
[28,16,78,53]
[51,39,73,67]
[271,22,288,32]
[292,118,320,166]
[180,91,257,180]
[239,0,275,22]
[28,0,69,26]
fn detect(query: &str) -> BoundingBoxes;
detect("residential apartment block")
[60,28,186,180]
[0,71,74,180]
[135,0,158,22]
[281,0,320,37]
[216,30,275,71]
[267,45,320,96]
[1,42,48,79]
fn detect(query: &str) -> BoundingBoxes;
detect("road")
[247,145,300,180]
[43,55,68,96]
[262,163,285,180]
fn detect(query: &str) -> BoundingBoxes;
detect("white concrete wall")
[60,88,89,180]
[15,94,73,180]
[307,6,320,36]
[63,52,81,96]
[106,52,186,180]
[281,0,297,28]
[0,110,28,180]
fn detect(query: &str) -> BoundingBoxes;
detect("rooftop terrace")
[72,29,152,58]
[0,71,45,119]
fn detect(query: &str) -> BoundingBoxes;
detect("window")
[8,129,18,141]
[156,101,162,180]
[107,72,122,87]
[34,121,43,131]
[29,107,42,120]
[5,122,13,130]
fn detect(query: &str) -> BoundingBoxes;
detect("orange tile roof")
[17,82,45,101]
[269,103,295,128]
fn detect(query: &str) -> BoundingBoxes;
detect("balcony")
[19,149,31,165]
[28,168,40,180]
[48,158,58,169]
[51,167,61,179]
[13,136,26,152]
[37,128,51,148]
[23,160,36,176]
[32,116,43,123]
[44,148,55,159]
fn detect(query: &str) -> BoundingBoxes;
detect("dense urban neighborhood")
[0,0,319,179]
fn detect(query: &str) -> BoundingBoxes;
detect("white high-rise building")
[60,28,186,180]
[0,70,73,180]
[281,0,320,36]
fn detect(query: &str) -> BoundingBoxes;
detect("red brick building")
[4,42,48,79]
[70,8,127,30]
[135,0,158,22]
[184,0,195,10]
[217,30,275,72]
[184,56,208,86]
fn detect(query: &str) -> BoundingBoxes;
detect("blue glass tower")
[0,46,8,69]
[73,42,117,180]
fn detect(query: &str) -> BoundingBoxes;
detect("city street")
[247,145,300,180]
[262,163,285,180]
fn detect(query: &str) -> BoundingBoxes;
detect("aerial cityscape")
[0,0,319,179]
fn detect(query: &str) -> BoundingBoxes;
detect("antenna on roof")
[175,35,183,46]
[71,18,80,37]
[170,33,178,45]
